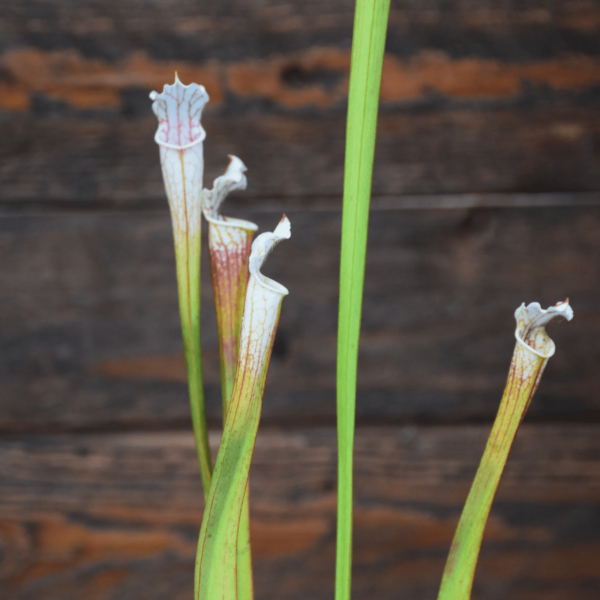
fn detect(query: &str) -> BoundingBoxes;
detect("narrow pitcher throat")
[513,300,574,360]
[205,213,258,233]
[153,133,205,151]
[514,329,555,359]
[150,79,209,150]
[249,270,289,297]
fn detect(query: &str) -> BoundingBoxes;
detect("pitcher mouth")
[204,213,259,232]
[253,275,289,297]
[150,75,209,149]
[202,155,254,228]
[249,216,291,296]
[514,300,573,359]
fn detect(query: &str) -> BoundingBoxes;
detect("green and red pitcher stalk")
[202,156,258,416]
[150,77,212,494]
[195,217,291,600]
[151,76,291,600]
[202,156,259,600]
[438,300,573,600]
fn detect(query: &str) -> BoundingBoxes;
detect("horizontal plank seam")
[2,192,600,217]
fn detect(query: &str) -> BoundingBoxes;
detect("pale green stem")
[207,228,255,600]
[336,1,390,599]
[203,158,258,600]
[196,323,276,600]
[438,301,573,600]
[174,232,212,495]
[196,218,290,600]
[151,77,213,495]
[236,496,253,600]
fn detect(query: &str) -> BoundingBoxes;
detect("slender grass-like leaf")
[150,76,212,494]
[196,217,291,600]
[437,300,573,600]
[336,1,390,599]
[202,157,258,600]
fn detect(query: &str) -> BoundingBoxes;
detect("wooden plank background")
[1,1,600,599]
[2,425,600,600]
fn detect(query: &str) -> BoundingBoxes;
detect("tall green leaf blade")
[336,2,390,600]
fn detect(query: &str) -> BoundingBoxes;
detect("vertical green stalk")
[175,232,213,494]
[196,218,291,600]
[236,497,252,600]
[336,2,390,600]
[438,301,573,600]
[202,156,258,600]
[150,77,213,494]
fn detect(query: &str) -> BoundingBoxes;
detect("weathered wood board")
[1,425,599,600]
[1,1,600,598]
[2,0,600,95]
[7,0,600,59]
[1,108,600,204]
[1,0,600,204]
[1,207,598,432]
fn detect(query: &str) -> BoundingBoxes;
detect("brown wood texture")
[1,107,600,204]
[1,425,599,600]
[2,1,600,598]
[2,0,600,90]
[1,206,600,432]
[1,1,600,204]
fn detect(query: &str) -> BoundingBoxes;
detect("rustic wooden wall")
[1,1,600,599]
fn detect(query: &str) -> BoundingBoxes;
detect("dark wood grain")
[1,425,599,600]
[1,0,600,202]
[1,206,599,432]
[3,425,600,512]
[1,2,599,598]
[3,0,600,62]
[1,107,600,204]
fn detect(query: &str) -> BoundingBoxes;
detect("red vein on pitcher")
[150,75,212,494]
[438,300,574,600]
[202,157,259,600]
[202,156,259,416]
[196,216,291,600]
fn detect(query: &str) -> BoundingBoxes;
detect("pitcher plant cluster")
[151,76,290,600]
[150,1,574,597]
